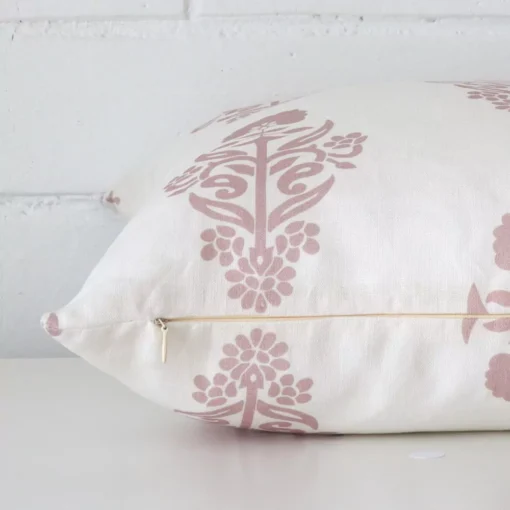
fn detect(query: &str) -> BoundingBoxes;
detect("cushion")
[43,81,510,434]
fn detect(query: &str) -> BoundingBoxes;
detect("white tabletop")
[2,359,510,510]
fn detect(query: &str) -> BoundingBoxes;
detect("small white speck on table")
[1,359,509,510]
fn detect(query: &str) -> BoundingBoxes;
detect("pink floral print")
[276,221,321,261]
[192,101,282,134]
[454,81,510,112]
[165,108,367,312]
[268,375,313,406]
[176,328,318,433]
[191,96,304,135]
[463,214,510,403]
[462,284,488,343]
[463,215,510,343]
[200,226,239,267]
[219,330,290,381]
[486,354,510,402]
[192,373,238,407]
[225,255,295,313]
[493,214,510,270]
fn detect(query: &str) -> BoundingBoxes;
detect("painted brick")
[0,0,184,21]
[0,196,124,357]
[197,0,510,16]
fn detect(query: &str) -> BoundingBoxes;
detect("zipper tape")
[153,312,509,363]
[155,312,510,324]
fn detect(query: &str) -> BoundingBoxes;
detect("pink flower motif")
[225,254,295,313]
[219,329,290,384]
[275,221,320,263]
[176,328,318,432]
[466,88,510,110]
[322,132,366,169]
[324,132,368,150]
[165,107,366,317]
[493,214,510,270]
[192,373,238,407]
[455,82,510,112]
[192,101,283,134]
[164,164,204,197]
[485,353,510,402]
[268,374,314,406]
[462,284,488,343]
[224,110,308,145]
[222,103,282,124]
[200,225,243,267]
[483,290,510,334]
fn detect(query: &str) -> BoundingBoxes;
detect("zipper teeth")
[156,312,510,324]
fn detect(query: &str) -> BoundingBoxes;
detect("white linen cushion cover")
[43,81,510,433]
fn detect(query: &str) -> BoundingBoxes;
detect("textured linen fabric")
[43,82,510,433]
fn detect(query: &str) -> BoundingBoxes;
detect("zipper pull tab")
[155,319,169,363]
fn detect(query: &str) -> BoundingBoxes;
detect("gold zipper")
[153,312,510,363]
[155,318,169,363]
[155,312,510,324]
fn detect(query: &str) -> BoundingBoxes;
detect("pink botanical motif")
[268,375,313,406]
[192,373,238,407]
[493,214,510,270]
[486,354,510,402]
[463,215,510,344]
[165,109,367,312]
[176,328,319,433]
[192,101,282,134]
[103,191,121,206]
[461,284,488,343]
[453,81,510,112]
[462,215,510,403]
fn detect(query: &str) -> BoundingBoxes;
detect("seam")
[53,318,148,333]
[160,313,510,323]
[52,312,510,333]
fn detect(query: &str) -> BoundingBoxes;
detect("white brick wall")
[0,1,184,20]
[0,196,123,357]
[4,0,509,19]
[197,0,510,16]
[1,1,510,357]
